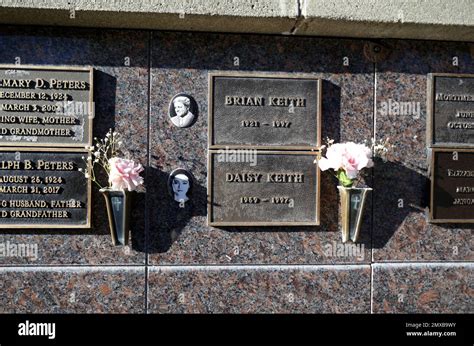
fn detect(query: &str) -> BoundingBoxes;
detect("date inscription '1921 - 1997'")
[208,73,322,226]
[209,73,321,149]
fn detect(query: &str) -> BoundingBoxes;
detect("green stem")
[336,169,354,187]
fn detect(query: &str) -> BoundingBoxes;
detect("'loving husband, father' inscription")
[0,65,93,147]
[208,151,319,226]
[428,73,474,147]
[0,148,91,228]
[209,73,321,149]
[430,149,474,223]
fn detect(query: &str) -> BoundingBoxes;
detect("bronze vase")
[337,186,372,243]
[100,189,131,246]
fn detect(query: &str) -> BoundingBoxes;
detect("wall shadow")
[321,80,342,144]
[146,166,207,254]
[0,71,122,238]
[147,80,343,252]
[372,160,429,248]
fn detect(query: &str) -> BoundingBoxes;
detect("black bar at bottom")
[0,314,472,345]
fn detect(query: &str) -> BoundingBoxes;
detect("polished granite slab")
[0,267,145,313]
[148,265,371,313]
[373,39,474,262]
[148,31,374,265]
[0,26,148,265]
[372,263,473,313]
[0,26,471,314]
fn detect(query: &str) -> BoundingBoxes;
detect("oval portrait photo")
[168,168,194,203]
[168,93,199,128]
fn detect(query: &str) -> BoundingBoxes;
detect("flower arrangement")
[318,138,392,187]
[79,129,144,246]
[79,129,144,191]
[317,137,392,243]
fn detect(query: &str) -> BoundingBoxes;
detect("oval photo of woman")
[168,93,199,128]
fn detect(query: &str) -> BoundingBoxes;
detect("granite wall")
[0,26,472,313]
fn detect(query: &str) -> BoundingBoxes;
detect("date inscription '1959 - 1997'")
[208,73,322,226]
[208,151,319,226]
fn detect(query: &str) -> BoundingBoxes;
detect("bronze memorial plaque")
[430,149,474,223]
[208,151,320,226]
[428,73,474,147]
[0,65,93,147]
[209,73,321,149]
[0,148,91,228]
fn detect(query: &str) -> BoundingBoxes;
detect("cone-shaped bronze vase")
[100,189,131,246]
[337,186,372,243]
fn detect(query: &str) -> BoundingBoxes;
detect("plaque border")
[427,73,474,149]
[429,148,474,223]
[208,71,322,150]
[207,150,320,226]
[0,146,92,229]
[0,64,94,148]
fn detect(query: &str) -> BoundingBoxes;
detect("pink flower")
[341,142,373,178]
[108,157,144,191]
[319,142,373,179]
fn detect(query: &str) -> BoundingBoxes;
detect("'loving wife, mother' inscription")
[0,65,93,147]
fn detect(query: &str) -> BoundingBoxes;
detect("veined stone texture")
[0,25,471,313]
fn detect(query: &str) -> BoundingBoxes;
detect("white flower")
[84,173,90,178]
